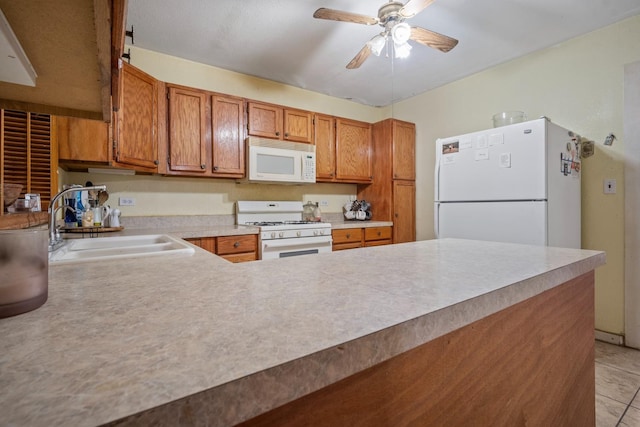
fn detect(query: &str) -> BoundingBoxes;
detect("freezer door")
[435,201,547,246]
[435,119,547,202]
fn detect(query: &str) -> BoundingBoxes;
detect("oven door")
[261,235,332,260]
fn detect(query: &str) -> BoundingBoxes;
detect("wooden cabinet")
[316,116,372,184]
[167,85,208,174]
[217,235,258,263]
[115,62,159,172]
[164,88,245,178]
[392,181,415,244]
[211,95,245,176]
[314,114,336,181]
[187,234,258,263]
[392,120,416,180]
[56,116,110,166]
[364,226,393,247]
[335,118,372,183]
[332,228,363,251]
[332,225,393,251]
[357,119,416,244]
[247,101,313,143]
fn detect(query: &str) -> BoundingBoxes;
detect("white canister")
[109,209,121,227]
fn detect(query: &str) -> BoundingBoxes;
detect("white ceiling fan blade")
[410,26,458,52]
[400,0,436,18]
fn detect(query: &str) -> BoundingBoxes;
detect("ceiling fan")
[313,0,458,69]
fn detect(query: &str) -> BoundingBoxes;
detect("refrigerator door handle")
[434,139,442,201]
[434,202,440,238]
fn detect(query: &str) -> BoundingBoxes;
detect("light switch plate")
[604,179,616,194]
[119,197,135,206]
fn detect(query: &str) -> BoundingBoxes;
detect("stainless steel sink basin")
[49,234,195,264]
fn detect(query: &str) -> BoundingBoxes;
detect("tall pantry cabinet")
[357,118,416,243]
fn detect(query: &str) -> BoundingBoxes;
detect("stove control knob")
[279,232,284,238]
[320,230,325,235]
[313,230,318,236]
[296,231,302,237]
[270,232,276,239]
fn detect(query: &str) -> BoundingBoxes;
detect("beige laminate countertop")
[0,238,605,426]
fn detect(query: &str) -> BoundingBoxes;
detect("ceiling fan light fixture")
[394,41,412,59]
[391,22,411,45]
[368,34,387,56]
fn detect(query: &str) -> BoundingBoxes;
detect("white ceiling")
[127,0,640,107]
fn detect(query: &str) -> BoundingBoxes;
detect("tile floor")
[596,341,640,426]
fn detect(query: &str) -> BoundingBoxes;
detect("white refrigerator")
[434,118,581,248]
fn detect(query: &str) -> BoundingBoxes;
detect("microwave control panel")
[303,154,316,182]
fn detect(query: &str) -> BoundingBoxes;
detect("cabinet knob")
[200,164,206,169]
[285,132,289,137]
[275,131,280,136]
[233,241,240,248]
[154,160,159,165]
[395,213,398,218]
[213,166,219,171]
[346,233,351,239]
[377,231,381,236]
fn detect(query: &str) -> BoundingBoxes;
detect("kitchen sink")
[49,234,195,264]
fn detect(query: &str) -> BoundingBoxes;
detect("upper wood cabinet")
[392,120,416,181]
[115,62,159,172]
[162,87,245,178]
[314,114,336,181]
[315,116,372,184]
[335,118,372,183]
[247,101,313,143]
[167,85,208,174]
[56,116,110,165]
[211,95,245,176]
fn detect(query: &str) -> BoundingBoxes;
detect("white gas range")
[236,201,332,260]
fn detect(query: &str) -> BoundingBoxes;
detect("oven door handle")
[263,235,332,248]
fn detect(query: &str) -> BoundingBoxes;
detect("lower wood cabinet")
[186,234,258,263]
[332,226,392,251]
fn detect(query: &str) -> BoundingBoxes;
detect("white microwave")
[245,137,316,184]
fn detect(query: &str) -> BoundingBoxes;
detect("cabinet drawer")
[220,252,257,263]
[333,242,363,251]
[365,226,392,242]
[365,239,392,247]
[332,229,363,244]
[217,235,258,255]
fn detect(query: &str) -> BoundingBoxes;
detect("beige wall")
[391,15,640,335]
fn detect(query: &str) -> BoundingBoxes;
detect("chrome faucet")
[48,185,106,251]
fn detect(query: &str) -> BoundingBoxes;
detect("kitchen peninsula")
[0,238,604,426]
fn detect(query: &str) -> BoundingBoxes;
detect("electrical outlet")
[319,200,329,207]
[119,197,136,206]
[603,179,616,194]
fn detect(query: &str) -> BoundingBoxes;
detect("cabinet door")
[56,116,110,164]
[247,102,282,139]
[392,120,416,180]
[283,109,313,143]
[314,114,335,181]
[117,62,158,170]
[335,118,372,183]
[212,95,244,176]
[167,86,208,173]
[393,180,416,243]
